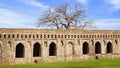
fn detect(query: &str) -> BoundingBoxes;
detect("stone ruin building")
[0,28,120,65]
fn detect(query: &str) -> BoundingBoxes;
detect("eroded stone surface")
[0,28,120,65]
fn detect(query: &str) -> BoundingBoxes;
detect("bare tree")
[37,3,96,30]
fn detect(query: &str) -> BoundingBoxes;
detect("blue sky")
[0,0,120,30]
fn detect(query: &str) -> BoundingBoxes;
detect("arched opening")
[49,42,56,56]
[95,42,101,54]
[15,43,24,58]
[82,42,89,54]
[33,42,41,57]
[107,42,112,53]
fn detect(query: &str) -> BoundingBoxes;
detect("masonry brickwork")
[0,28,120,65]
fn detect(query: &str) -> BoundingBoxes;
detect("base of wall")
[1,54,120,66]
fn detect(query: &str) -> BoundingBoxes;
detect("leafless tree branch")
[37,3,96,30]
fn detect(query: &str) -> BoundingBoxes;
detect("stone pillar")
[25,41,32,63]
[101,40,106,54]
[80,40,83,55]
[2,40,11,65]
[64,39,67,61]
[113,40,117,54]
[56,39,60,56]
[118,39,120,54]
[56,39,64,61]
[10,41,15,64]
[65,40,73,61]
[74,39,80,56]
[89,40,95,55]
[42,40,49,61]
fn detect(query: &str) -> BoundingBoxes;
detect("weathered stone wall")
[0,28,120,65]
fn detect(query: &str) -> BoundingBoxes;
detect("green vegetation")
[1,58,120,68]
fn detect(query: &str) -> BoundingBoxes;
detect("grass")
[1,58,120,68]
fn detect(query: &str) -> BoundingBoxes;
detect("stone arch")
[15,43,24,58]
[95,42,101,54]
[68,42,75,55]
[33,42,41,57]
[49,42,56,56]
[107,42,112,53]
[82,42,89,54]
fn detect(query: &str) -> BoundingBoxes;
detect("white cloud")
[0,1,47,28]
[0,8,37,28]
[105,0,120,11]
[94,18,120,30]
[16,0,49,8]
[77,0,88,5]
[0,24,35,28]
[0,0,51,28]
